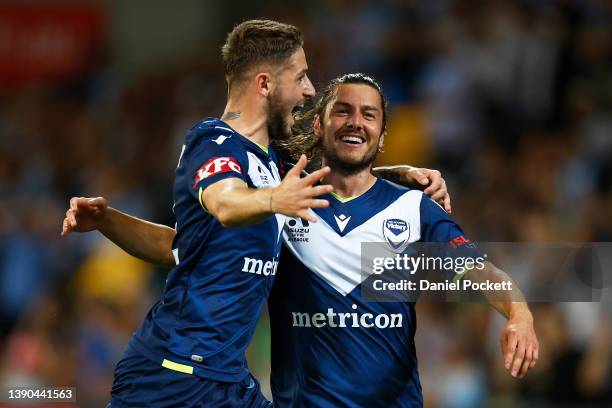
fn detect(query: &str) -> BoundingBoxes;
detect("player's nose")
[346,112,364,129]
[303,75,315,98]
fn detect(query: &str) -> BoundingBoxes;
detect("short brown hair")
[221,19,303,85]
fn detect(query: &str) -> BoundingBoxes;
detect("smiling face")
[267,47,315,140]
[316,83,385,173]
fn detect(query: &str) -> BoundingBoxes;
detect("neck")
[322,164,377,199]
[222,92,270,147]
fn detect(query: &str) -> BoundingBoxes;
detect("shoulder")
[419,193,446,214]
[377,179,450,222]
[184,118,244,155]
[418,193,454,230]
[377,179,447,214]
[378,179,423,202]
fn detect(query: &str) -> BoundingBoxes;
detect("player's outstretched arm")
[62,197,176,267]
[466,261,539,379]
[203,155,333,227]
[372,165,451,213]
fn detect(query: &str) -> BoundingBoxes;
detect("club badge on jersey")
[383,218,412,251]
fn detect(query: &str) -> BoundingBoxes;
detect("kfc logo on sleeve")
[193,157,242,188]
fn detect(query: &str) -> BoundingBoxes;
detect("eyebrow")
[333,101,381,113]
[296,68,308,77]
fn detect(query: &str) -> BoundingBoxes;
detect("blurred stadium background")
[0,0,611,406]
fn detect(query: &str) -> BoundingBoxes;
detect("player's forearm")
[207,187,273,227]
[497,301,533,323]
[468,261,532,320]
[99,207,176,267]
[371,165,415,184]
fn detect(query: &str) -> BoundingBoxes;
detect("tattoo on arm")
[222,111,241,121]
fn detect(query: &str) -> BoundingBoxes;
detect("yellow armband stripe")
[162,358,194,375]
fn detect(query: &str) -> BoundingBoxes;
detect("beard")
[322,138,380,175]
[267,92,293,141]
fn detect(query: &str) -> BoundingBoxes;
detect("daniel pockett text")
[360,243,518,302]
[362,242,612,302]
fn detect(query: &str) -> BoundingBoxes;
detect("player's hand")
[408,167,451,213]
[270,155,333,222]
[61,197,108,236]
[500,311,539,379]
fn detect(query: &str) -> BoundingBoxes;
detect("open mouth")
[291,103,305,120]
[288,105,304,136]
[339,134,366,145]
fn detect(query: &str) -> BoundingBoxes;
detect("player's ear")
[378,131,386,152]
[313,114,322,139]
[255,72,272,97]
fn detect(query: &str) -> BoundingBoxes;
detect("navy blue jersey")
[110,338,272,407]
[131,118,284,382]
[269,179,480,407]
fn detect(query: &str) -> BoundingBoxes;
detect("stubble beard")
[322,136,379,176]
[267,92,293,141]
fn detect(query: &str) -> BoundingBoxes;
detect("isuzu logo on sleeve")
[383,219,411,251]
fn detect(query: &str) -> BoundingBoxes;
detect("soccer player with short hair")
[84,19,335,407]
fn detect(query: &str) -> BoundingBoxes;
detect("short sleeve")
[420,196,483,280]
[420,197,471,242]
[187,135,248,197]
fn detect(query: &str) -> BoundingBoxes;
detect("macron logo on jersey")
[212,135,230,145]
[193,157,241,188]
[334,214,351,232]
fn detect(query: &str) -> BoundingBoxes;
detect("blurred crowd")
[1,0,611,406]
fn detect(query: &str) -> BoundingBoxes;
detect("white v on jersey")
[269,178,481,408]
